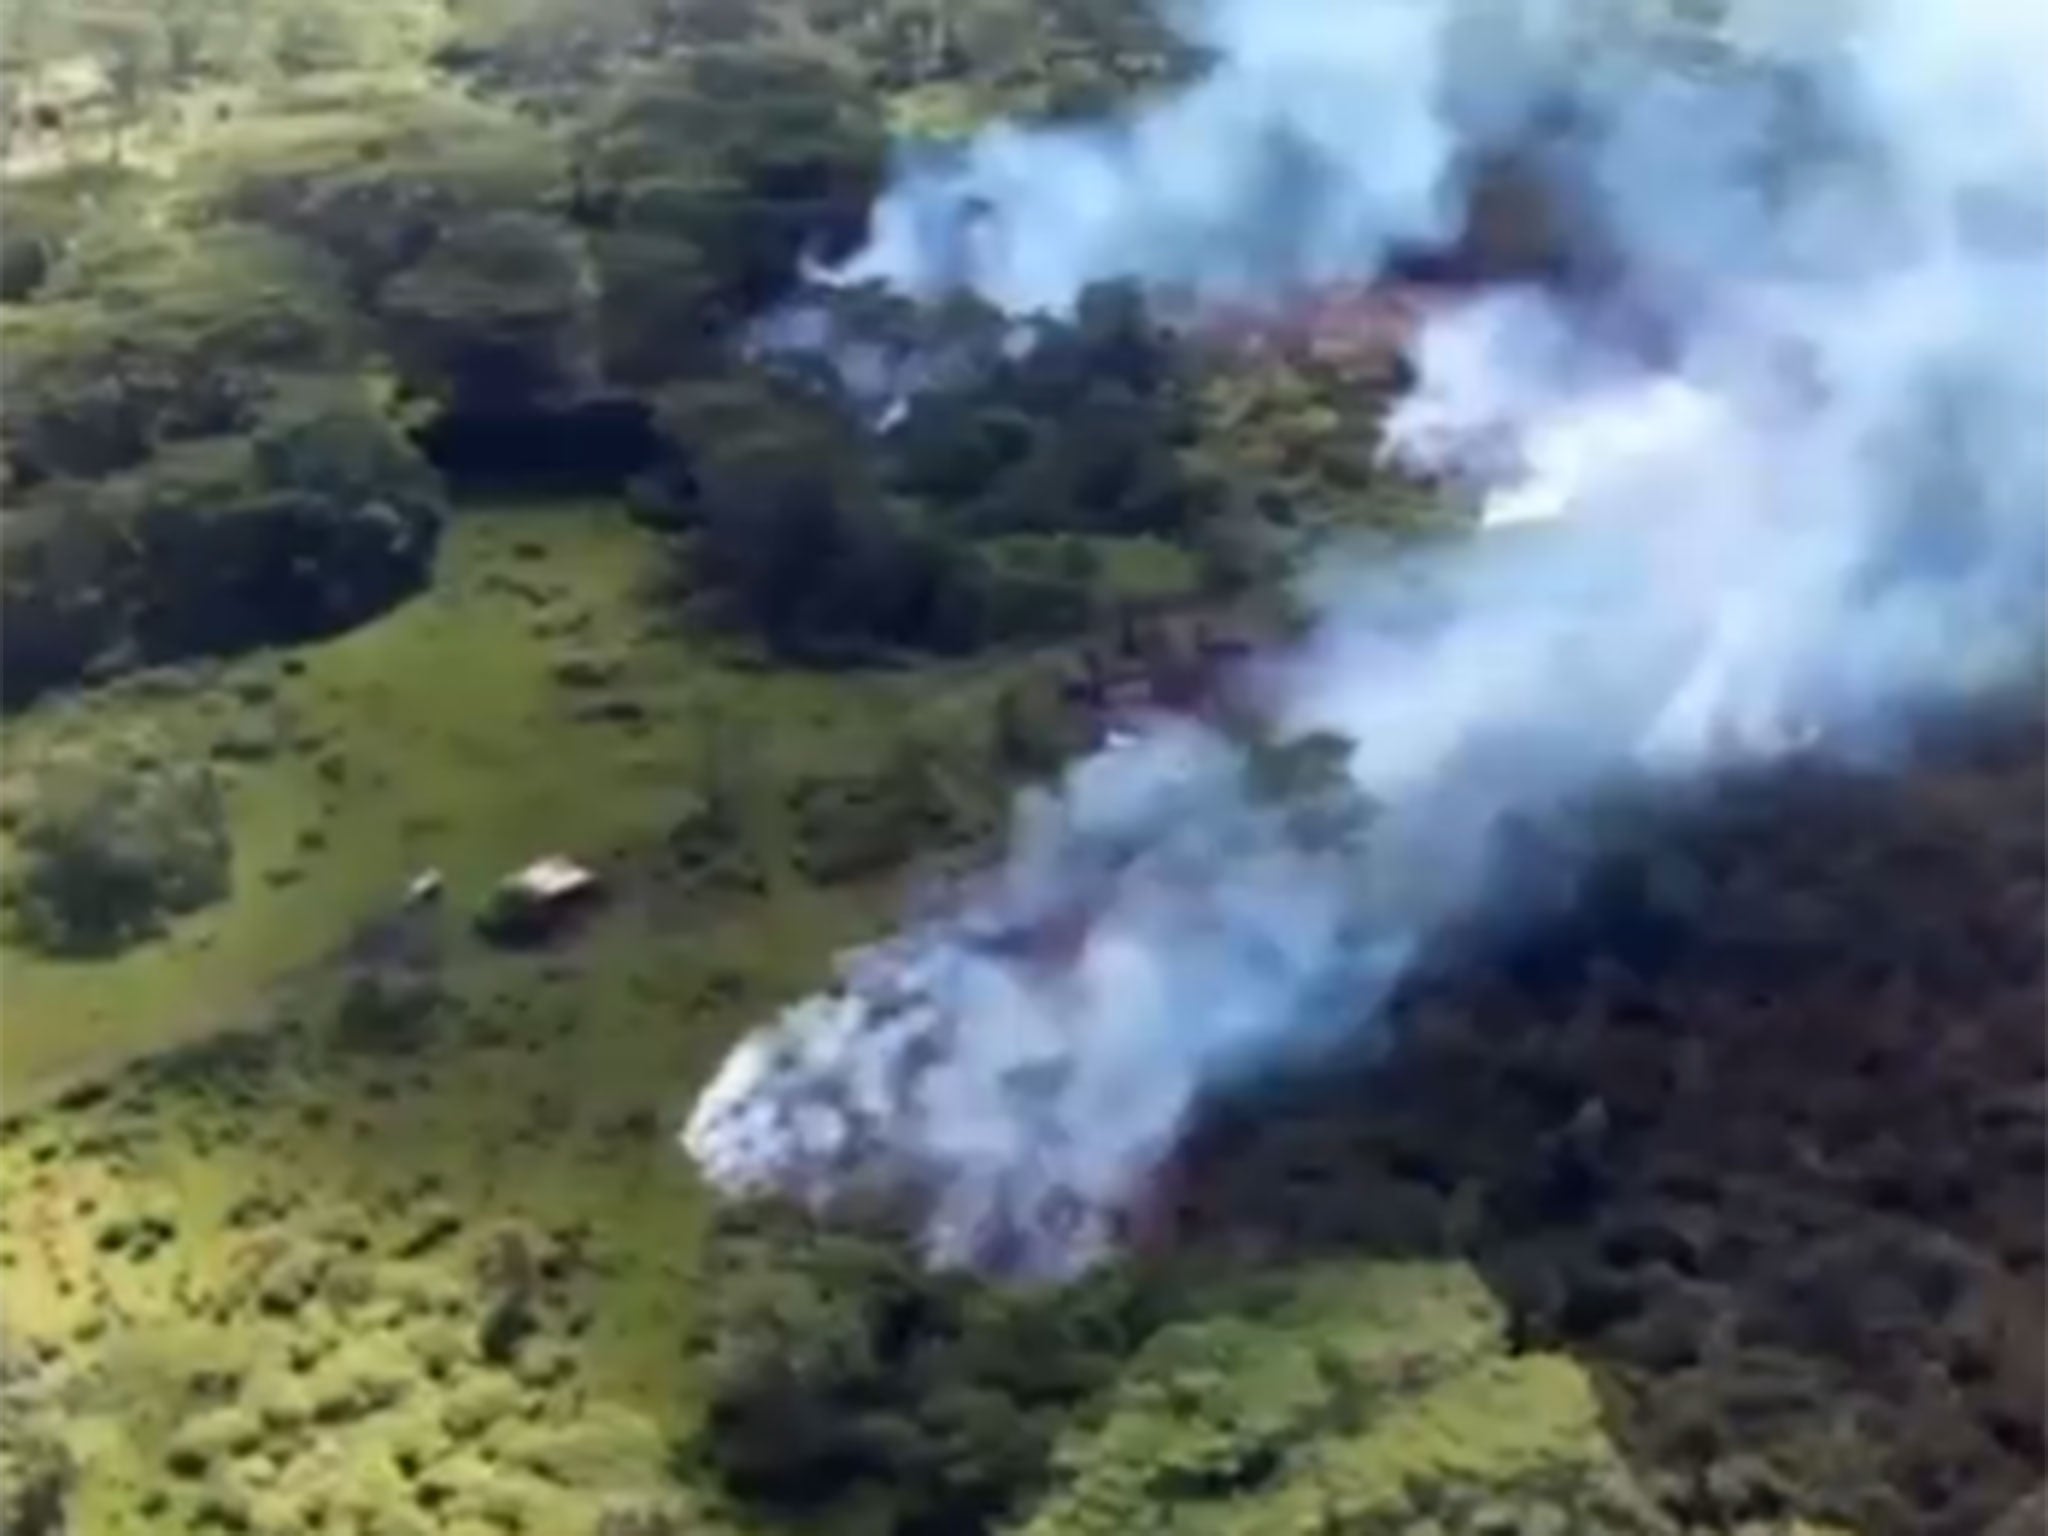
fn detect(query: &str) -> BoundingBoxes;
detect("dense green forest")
[0,0,1386,708]
[0,5,2040,1536]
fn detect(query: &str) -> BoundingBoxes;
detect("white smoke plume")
[686,0,2048,1277]
[836,0,1459,311]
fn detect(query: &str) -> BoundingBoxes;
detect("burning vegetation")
[689,0,2046,1284]
[0,1,2040,1535]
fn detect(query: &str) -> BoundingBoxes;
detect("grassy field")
[0,501,1022,1532]
[0,503,1003,1095]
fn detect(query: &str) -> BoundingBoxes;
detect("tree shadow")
[1167,719,2045,1536]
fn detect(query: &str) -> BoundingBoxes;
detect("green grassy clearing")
[1,502,1004,1096]
[0,498,1016,1534]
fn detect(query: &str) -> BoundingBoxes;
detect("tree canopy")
[0,0,1420,698]
[575,43,888,316]
[686,1200,1158,1536]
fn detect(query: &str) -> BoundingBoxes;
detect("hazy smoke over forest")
[686,0,2048,1276]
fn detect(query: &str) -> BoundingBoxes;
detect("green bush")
[303,1336,414,1423]
[2,385,445,703]
[164,1406,266,1476]
[0,497,133,706]
[0,165,148,304]
[5,750,232,956]
[878,283,1215,541]
[667,787,768,898]
[789,727,994,883]
[654,362,1132,659]
[331,971,441,1055]
[1016,1263,1673,1536]
[589,229,726,387]
[788,772,924,885]
[576,42,886,314]
[975,539,1100,640]
[379,210,596,413]
[0,1413,72,1536]
[129,396,444,656]
[663,376,976,658]
[687,1201,1156,1535]
[2,224,356,484]
[439,0,761,104]
[0,0,444,105]
[192,89,566,302]
[991,670,1094,776]
[807,0,1195,114]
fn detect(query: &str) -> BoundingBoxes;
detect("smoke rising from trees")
[687,0,2048,1276]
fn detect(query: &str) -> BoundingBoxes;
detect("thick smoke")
[837,0,1459,311]
[686,0,2048,1277]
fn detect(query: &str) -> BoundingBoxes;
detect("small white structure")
[477,855,603,946]
[505,856,599,903]
[403,868,446,907]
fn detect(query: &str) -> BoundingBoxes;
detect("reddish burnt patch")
[1192,280,1439,382]
[1057,614,1261,748]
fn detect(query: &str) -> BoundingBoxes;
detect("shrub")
[494,1406,666,1488]
[687,1201,1156,1535]
[331,972,441,1056]
[654,373,994,658]
[379,211,597,414]
[576,43,886,315]
[6,751,232,956]
[0,165,147,304]
[440,1377,522,1442]
[304,1336,414,1424]
[0,1417,72,1536]
[0,497,132,706]
[991,671,1092,776]
[164,1406,266,1477]
[787,771,927,885]
[192,90,565,303]
[123,389,446,660]
[589,229,726,387]
[2,224,355,485]
[788,731,989,884]
[1,385,445,704]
